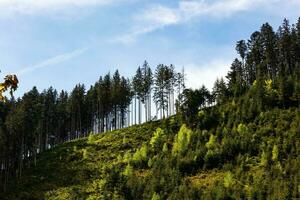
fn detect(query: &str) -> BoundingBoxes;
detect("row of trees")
[2,15,298,194]
[211,18,300,107]
[0,63,185,191]
[174,18,300,125]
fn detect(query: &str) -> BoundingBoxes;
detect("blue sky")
[0,0,299,97]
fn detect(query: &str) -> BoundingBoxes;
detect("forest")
[0,17,299,199]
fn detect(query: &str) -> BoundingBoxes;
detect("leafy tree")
[0,74,18,101]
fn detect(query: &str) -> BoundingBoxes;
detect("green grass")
[3,122,159,200]
[2,108,300,199]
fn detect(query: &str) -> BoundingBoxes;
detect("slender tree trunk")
[138,99,141,124]
[19,135,24,179]
[114,106,117,130]
[145,97,147,122]
[149,93,151,121]
[134,97,137,125]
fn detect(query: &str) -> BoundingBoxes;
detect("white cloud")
[184,59,232,90]
[137,5,180,26]
[0,0,126,17]
[17,47,89,76]
[117,0,300,43]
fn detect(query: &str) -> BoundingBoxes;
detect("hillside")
[0,17,300,200]
[2,104,300,199]
[3,122,160,199]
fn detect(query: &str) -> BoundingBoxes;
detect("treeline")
[0,16,299,194]
[0,61,185,191]
[179,17,300,126]
[212,18,300,108]
[79,18,300,200]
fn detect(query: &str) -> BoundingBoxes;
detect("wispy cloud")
[184,59,232,90]
[0,0,128,17]
[17,47,89,76]
[116,0,300,44]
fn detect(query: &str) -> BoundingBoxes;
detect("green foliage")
[123,164,134,177]
[150,128,166,151]
[272,145,279,161]
[123,150,132,163]
[162,143,168,153]
[122,135,127,145]
[237,123,248,134]
[88,133,96,144]
[2,106,300,200]
[82,148,89,160]
[151,192,161,200]
[223,172,235,188]
[260,151,268,167]
[2,17,300,200]
[197,110,205,119]
[132,144,148,167]
[205,134,217,149]
[172,124,193,156]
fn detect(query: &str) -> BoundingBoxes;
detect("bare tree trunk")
[134,96,137,125]
[138,99,141,124]
[144,96,147,122]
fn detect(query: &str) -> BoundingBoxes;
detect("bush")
[272,145,279,161]
[237,123,248,135]
[204,149,220,168]
[151,192,161,200]
[260,151,268,167]
[150,128,166,151]
[83,149,88,160]
[132,144,148,167]
[123,164,134,177]
[205,134,217,150]
[162,143,168,153]
[123,150,132,163]
[223,172,235,188]
[172,124,193,156]
[88,133,96,144]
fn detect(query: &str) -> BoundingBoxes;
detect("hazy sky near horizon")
[0,0,299,97]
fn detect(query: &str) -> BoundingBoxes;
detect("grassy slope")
[4,122,159,200]
[2,107,300,199]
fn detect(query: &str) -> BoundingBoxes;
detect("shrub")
[148,157,154,168]
[237,123,248,135]
[83,148,88,160]
[123,164,134,177]
[272,145,279,161]
[224,172,235,188]
[132,144,148,167]
[260,151,268,167]
[198,110,205,119]
[150,128,166,151]
[123,150,132,163]
[88,133,96,144]
[123,135,127,145]
[205,134,217,150]
[151,192,161,200]
[162,143,168,153]
[172,124,193,156]
[204,149,220,168]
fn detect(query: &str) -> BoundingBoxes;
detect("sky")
[0,0,299,97]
